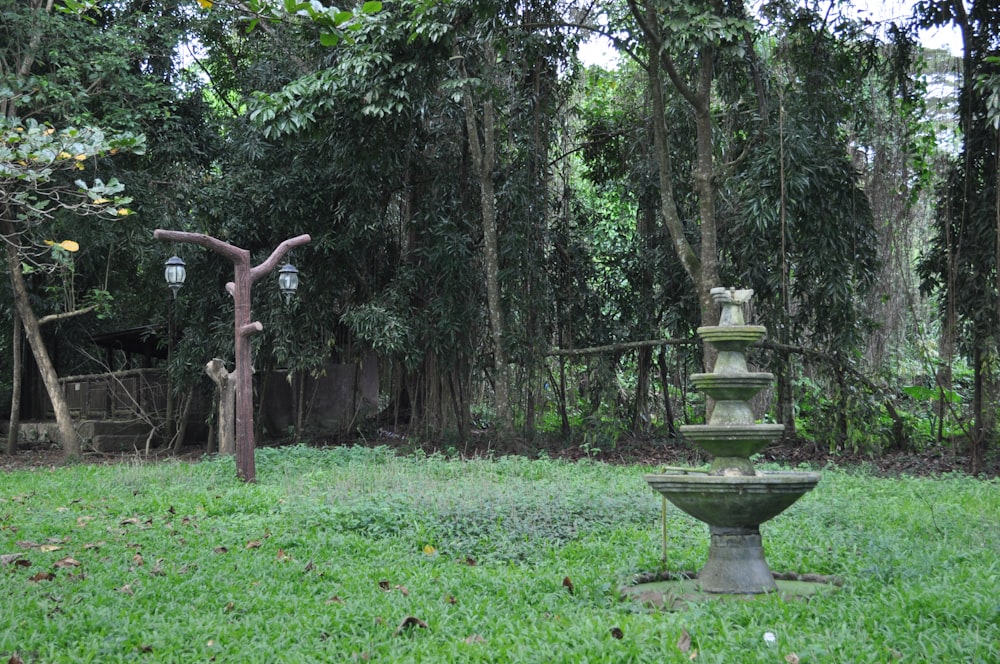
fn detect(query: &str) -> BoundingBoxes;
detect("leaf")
[8,653,25,664]
[392,616,428,635]
[326,596,345,604]
[0,554,25,566]
[610,627,624,639]
[319,32,340,47]
[678,628,692,653]
[277,549,290,561]
[197,0,213,7]
[28,571,55,582]
[785,654,800,664]
[118,584,134,595]
[378,580,391,591]
[562,576,574,594]
[245,540,262,549]
[361,1,381,13]
[422,544,436,556]
[464,634,486,644]
[38,544,61,553]
[54,557,81,568]
[213,546,228,554]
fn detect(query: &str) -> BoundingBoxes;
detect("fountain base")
[699,526,775,593]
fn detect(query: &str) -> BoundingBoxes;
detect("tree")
[916,0,1000,468]
[0,117,141,456]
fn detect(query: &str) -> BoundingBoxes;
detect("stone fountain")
[643,287,821,595]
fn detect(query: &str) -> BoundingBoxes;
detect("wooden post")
[154,230,310,482]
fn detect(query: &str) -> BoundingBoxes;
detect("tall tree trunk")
[3,222,80,457]
[6,313,22,455]
[458,43,514,433]
[634,0,723,373]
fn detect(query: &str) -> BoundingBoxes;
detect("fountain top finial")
[711,287,754,326]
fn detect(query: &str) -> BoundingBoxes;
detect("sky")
[578,0,963,67]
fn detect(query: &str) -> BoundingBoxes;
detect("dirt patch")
[2,434,997,479]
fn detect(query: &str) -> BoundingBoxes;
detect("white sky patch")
[578,1,964,68]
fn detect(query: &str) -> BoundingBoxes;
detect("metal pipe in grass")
[658,467,709,561]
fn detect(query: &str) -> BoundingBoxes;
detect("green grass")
[1,445,998,662]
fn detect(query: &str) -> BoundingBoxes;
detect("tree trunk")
[6,313,22,455]
[206,359,236,456]
[458,42,514,434]
[3,222,80,457]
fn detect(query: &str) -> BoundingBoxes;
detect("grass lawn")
[1,445,997,662]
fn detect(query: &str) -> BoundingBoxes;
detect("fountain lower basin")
[644,471,820,593]
[644,471,820,527]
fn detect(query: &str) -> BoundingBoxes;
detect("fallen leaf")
[785,654,800,664]
[245,540,262,549]
[213,546,228,554]
[15,541,38,549]
[393,616,428,635]
[118,584,134,595]
[464,634,486,644]
[138,645,153,653]
[378,580,391,591]
[303,560,315,572]
[0,553,24,566]
[224,602,234,612]
[422,544,437,555]
[395,584,409,596]
[9,652,26,664]
[151,559,165,575]
[14,559,31,568]
[83,542,105,550]
[39,544,62,553]
[276,549,290,561]
[610,627,624,639]
[445,594,457,604]
[678,628,692,653]
[76,516,93,527]
[562,576,574,594]
[689,649,699,660]
[54,557,81,568]
[464,557,477,566]
[326,596,345,605]
[121,517,140,525]
[29,571,55,582]
[133,553,145,566]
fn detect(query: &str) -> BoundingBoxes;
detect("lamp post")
[154,229,311,482]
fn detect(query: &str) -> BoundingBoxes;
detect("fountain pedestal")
[643,287,820,595]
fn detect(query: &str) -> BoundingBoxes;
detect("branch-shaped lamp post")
[154,229,311,482]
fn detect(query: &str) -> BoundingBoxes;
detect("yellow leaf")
[59,240,80,252]
[44,240,55,246]
[74,154,87,161]
[75,162,84,170]
[117,208,131,216]
[44,127,55,135]
[197,0,213,7]
[58,151,72,160]
[422,544,437,555]
[92,198,111,204]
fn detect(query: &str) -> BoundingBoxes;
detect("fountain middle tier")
[680,423,785,459]
[690,372,774,403]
